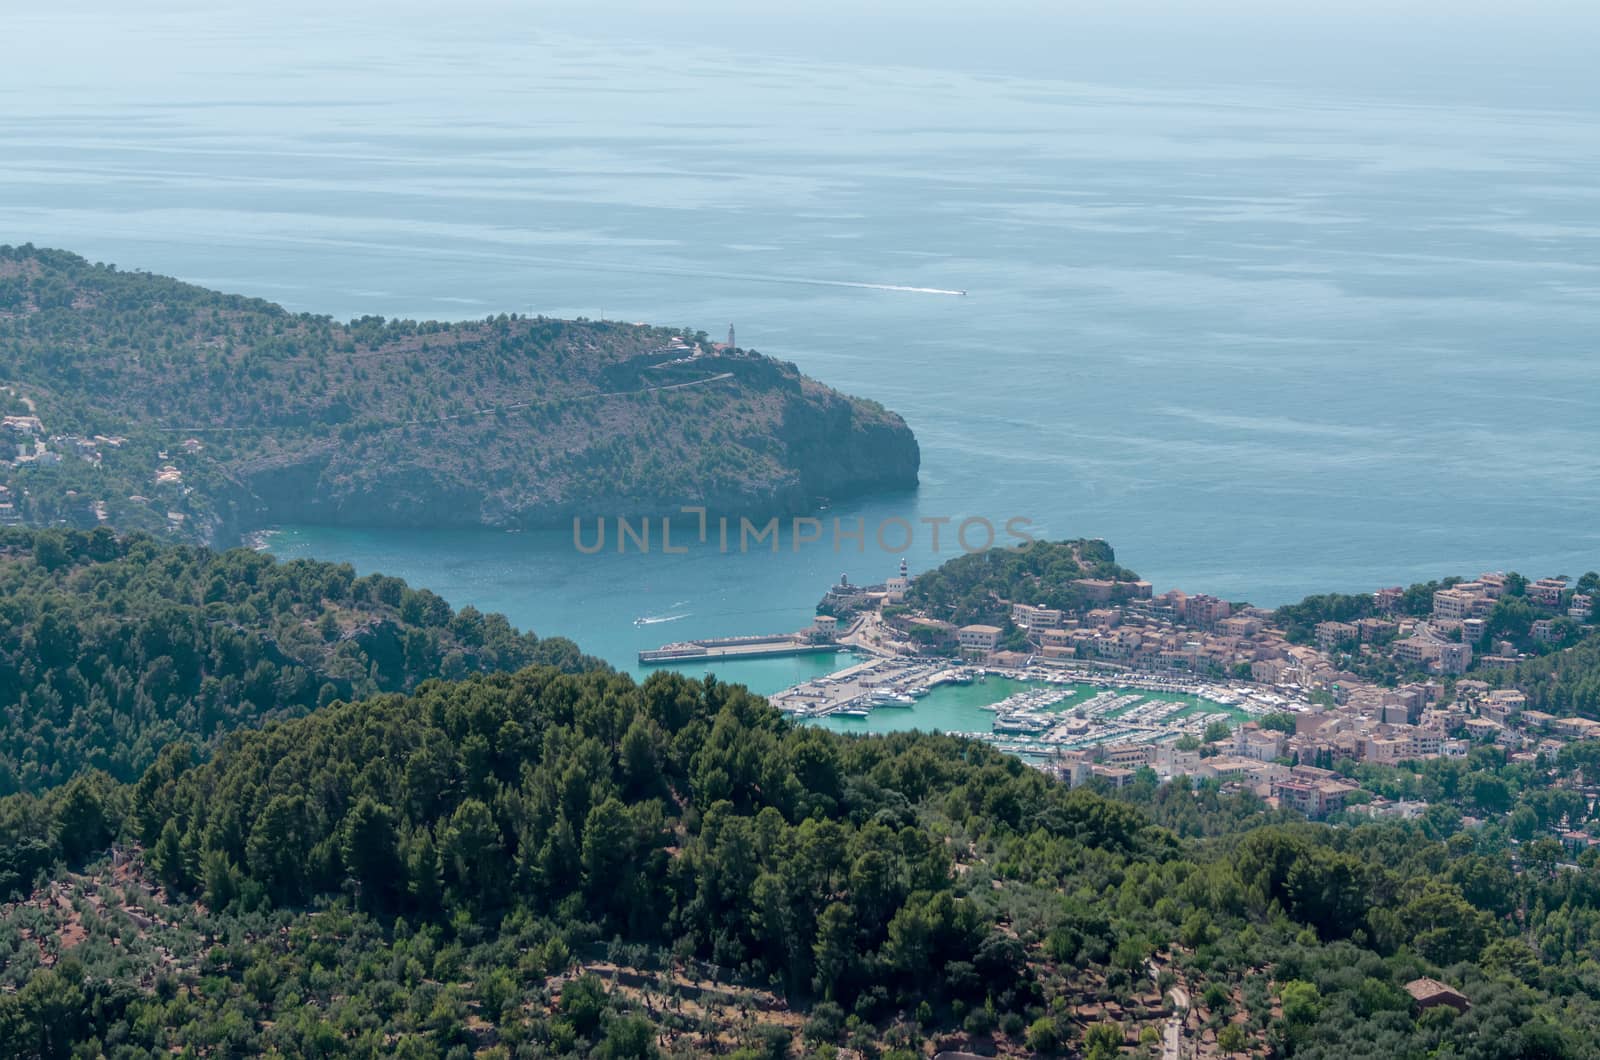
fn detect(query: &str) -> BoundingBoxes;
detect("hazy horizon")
[8,1,1600,111]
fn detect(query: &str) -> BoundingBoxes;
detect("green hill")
[902,538,1143,625]
[0,245,920,544]
[0,527,600,795]
[1,662,1594,1058]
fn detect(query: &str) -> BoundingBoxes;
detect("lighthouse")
[727,323,736,349]
[887,557,911,601]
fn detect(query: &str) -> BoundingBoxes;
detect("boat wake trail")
[108,230,968,298]
[738,275,966,296]
[634,612,690,626]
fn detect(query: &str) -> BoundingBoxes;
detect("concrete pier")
[638,633,840,664]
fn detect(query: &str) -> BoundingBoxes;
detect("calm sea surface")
[5,3,1598,689]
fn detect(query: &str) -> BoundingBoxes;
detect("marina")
[766,657,977,716]
[636,588,1303,761]
[765,654,1265,758]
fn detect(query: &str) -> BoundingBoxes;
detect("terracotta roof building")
[1405,978,1469,1014]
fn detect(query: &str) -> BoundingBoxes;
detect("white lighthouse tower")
[886,557,911,601]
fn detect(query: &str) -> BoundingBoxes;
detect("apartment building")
[1529,578,1568,607]
[1315,621,1359,651]
[1010,603,1064,628]
[1273,767,1360,818]
[1394,635,1473,675]
[957,624,1002,654]
[1185,594,1233,627]
[1433,587,1487,621]
[1481,689,1527,722]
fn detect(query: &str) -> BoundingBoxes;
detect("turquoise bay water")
[814,677,1037,737]
[639,652,852,700]
[5,3,1599,686]
[812,677,1057,738]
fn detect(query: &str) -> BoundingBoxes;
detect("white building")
[957,624,1002,654]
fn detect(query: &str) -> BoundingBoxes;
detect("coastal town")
[9,20,1600,1052]
[645,545,1600,831]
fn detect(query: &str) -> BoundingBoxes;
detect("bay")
[5,2,1598,684]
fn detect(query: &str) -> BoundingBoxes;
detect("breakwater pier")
[639,632,840,664]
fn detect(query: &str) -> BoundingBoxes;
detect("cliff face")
[779,382,921,504]
[225,358,920,533]
[1,246,919,542]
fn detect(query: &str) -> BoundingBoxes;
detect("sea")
[4,1,1598,700]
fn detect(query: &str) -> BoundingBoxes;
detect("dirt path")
[1148,959,1188,1060]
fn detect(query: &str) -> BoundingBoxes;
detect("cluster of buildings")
[862,561,1598,819]
[3,409,131,476]
[1046,654,1600,821]
[1438,679,1600,763]
[3,413,60,466]
[1051,676,1600,819]
[1057,742,1363,819]
[1431,573,1573,619]
[0,396,200,534]
[1417,575,1591,669]
[1050,694,1442,818]
[981,588,1285,677]
[956,567,1591,695]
